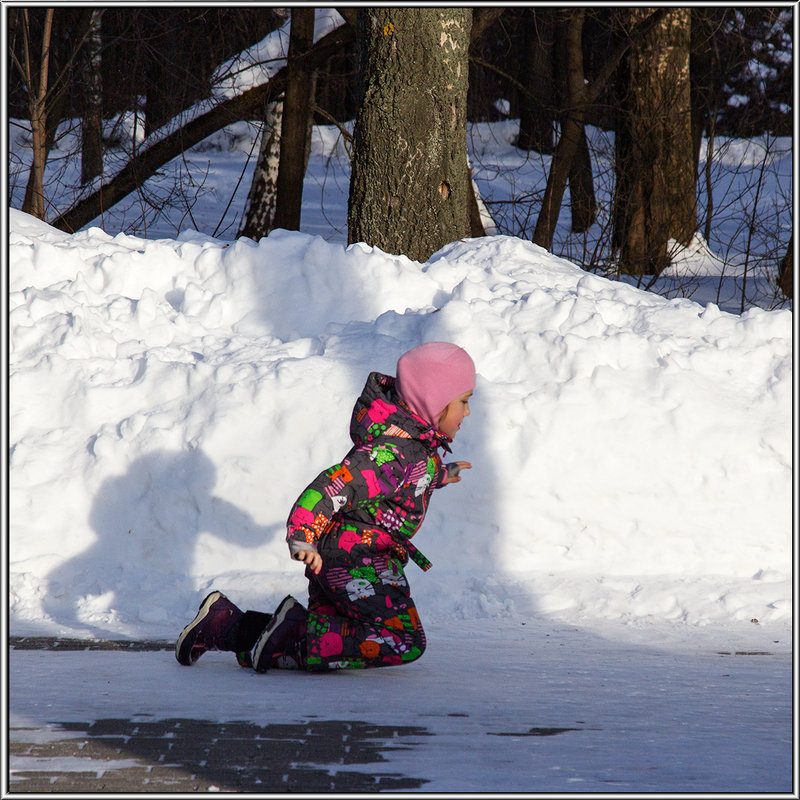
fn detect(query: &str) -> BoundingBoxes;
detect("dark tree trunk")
[778,235,792,300]
[690,8,722,242]
[559,13,596,235]
[470,8,504,45]
[612,8,696,276]
[532,9,587,250]
[467,162,485,237]
[271,8,316,232]
[568,123,596,233]
[80,9,103,184]
[144,12,175,138]
[20,8,54,219]
[348,8,472,262]
[516,9,555,154]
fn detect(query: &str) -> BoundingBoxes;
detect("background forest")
[6,6,794,298]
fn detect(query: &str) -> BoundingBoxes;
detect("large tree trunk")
[612,8,696,276]
[347,8,472,263]
[271,8,316,232]
[80,8,103,185]
[238,98,284,240]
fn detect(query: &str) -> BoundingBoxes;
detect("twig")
[312,104,353,146]
[212,121,261,237]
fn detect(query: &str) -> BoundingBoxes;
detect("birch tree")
[238,98,284,239]
[80,9,104,184]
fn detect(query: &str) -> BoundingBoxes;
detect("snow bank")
[8,209,792,639]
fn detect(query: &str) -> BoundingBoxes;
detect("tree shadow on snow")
[43,448,280,639]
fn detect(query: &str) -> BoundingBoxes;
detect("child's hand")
[293,549,323,574]
[444,461,472,484]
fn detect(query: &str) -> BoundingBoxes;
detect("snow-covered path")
[9,620,792,793]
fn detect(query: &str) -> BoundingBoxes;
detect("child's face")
[437,391,473,439]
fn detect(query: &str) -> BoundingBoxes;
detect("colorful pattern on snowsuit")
[284,371,453,671]
[304,551,425,670]
[286,372,451,570]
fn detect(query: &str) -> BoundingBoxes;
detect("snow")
[9,208,792,640]
[6,84,795,791]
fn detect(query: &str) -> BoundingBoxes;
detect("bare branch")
[50,22,353,233]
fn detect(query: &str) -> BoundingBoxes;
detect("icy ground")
[9,620,793,793]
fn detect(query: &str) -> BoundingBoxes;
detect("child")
[176,341,475,672]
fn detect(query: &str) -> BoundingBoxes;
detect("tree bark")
[348,8,472,262]
[569,123,596,233]
[516,10,555,154]
[778,235,792,300]
[14,8,95,217]
[80,9,103,185]
[612,8,696,276]
[467,162,485,237]
[271,8,316,232]
[21,8,54,219]
[50,22,353,233]
[532,9,586,249]
[238,98,284,239]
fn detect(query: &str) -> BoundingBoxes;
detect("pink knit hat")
[395,342,476,426]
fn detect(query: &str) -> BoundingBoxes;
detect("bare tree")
[348,8,472,262]
[15,7,54,219]
[10,8,108,217]
[238,98,284,239]
[530,9,671,252]
[80,9,104,184]
[271,7,316,232]
[49,23,354,233]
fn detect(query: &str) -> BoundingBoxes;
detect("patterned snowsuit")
[285,371,453,671]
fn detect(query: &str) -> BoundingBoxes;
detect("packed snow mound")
[8,209,792,639]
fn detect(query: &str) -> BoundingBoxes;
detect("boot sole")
[175,591,224,666]
[252,596,298,673]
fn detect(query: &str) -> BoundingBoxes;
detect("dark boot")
[229,610,272,668]
[175,591,244,666]
[252,596,308,673]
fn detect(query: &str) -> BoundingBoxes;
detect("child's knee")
[407,634,426,663]
[401,625,426,664]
